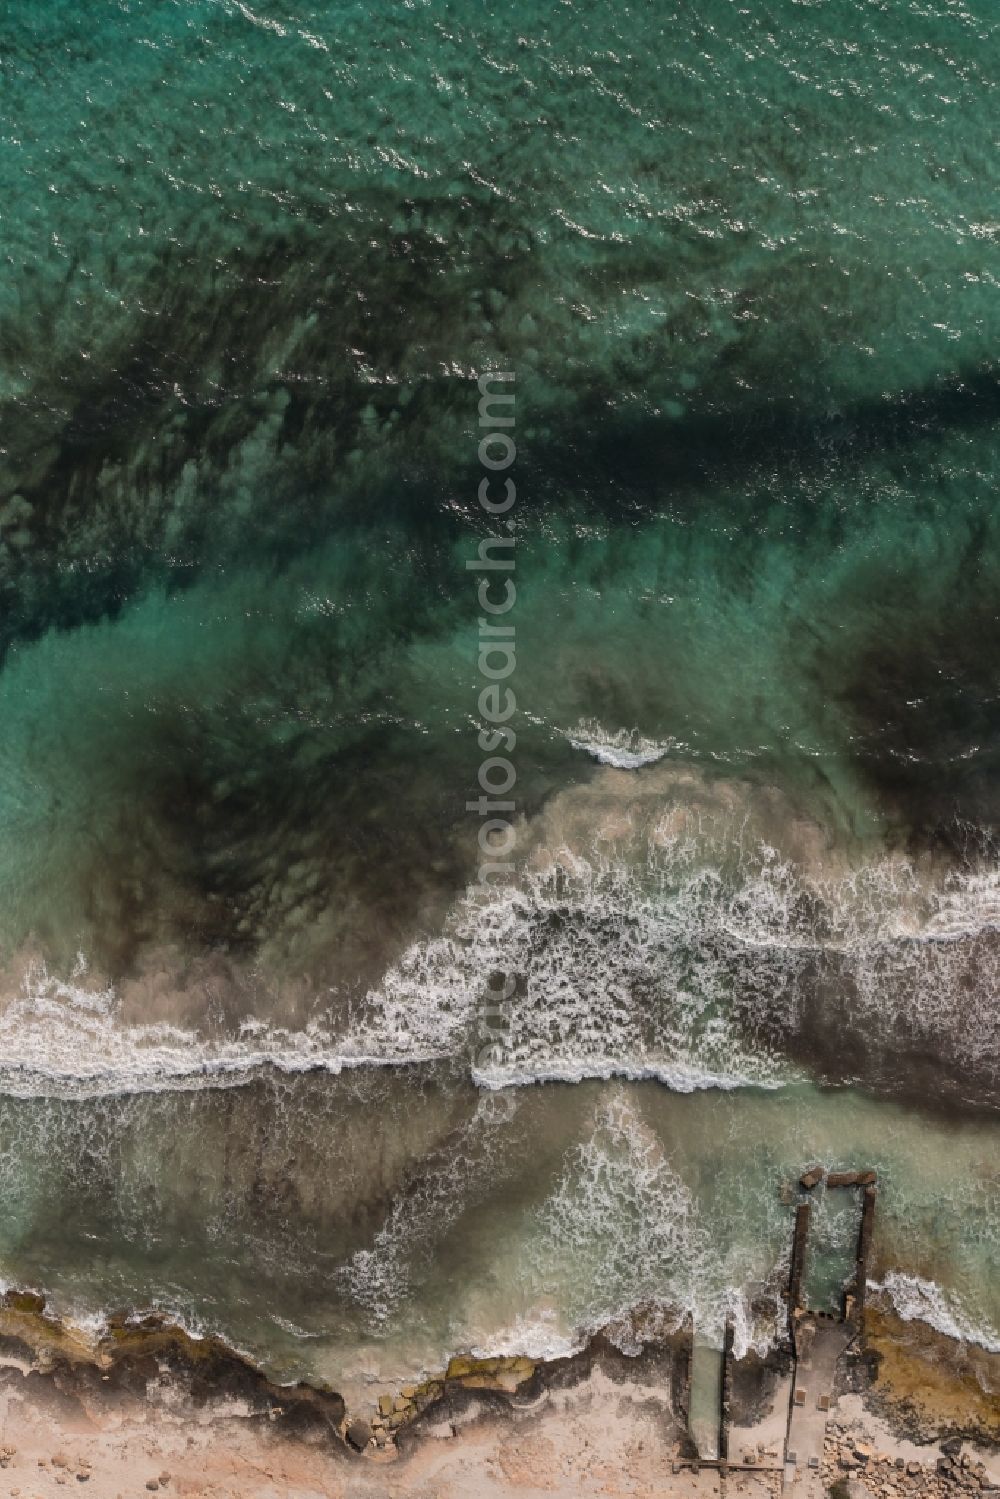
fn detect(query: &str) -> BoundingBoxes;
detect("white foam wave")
[5,829,1000,1101]
[472,1057,781,1093]
[353,857,798,1094]
[469,1313,584,1365]
[526,1095,784,1361]
[921,868,1000,942]
[870,1272,1000,1355]
[0,961,388,1100]
[337,1102,520,1326]
[563,718,676,769]
[356,838,1000,1093]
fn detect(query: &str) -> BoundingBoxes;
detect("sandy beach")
[0,1302,997,1499]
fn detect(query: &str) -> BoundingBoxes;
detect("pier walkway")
[785,1316,854,1497]
[679,1165,877,1494]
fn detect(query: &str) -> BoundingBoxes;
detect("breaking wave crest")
[0,959,356,1100]
[356,838,1000,1098]
[4,830,1000,1100]
[562,719,677,769]
[871,1273,1000,1356]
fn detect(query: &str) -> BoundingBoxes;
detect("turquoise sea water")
[1,0,999,1391]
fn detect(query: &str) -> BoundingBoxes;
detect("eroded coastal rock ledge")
[0,1289,997,1474]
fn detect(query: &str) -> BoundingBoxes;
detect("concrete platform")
[785,1318,854,1499]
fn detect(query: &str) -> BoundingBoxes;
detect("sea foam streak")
[524,1094,784,1360]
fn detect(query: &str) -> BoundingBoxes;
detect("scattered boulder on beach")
[346,1419,372,1452]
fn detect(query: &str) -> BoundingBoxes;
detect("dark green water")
[1,0,999,1393]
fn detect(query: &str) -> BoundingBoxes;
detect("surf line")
[466,370,518,1104]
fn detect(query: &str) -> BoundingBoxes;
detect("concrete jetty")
[679,1166,878,1492]
[783,1167,878,1492]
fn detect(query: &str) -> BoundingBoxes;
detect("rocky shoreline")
[821,1422,996,1499]
[0,1289,687,1459]
[861,1305,1000,1451]
[0,1292,348,1445]
[0,1287,997,1493]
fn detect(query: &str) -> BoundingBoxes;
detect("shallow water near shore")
[0,1070,996,1407]
[2,0,1000,1403]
